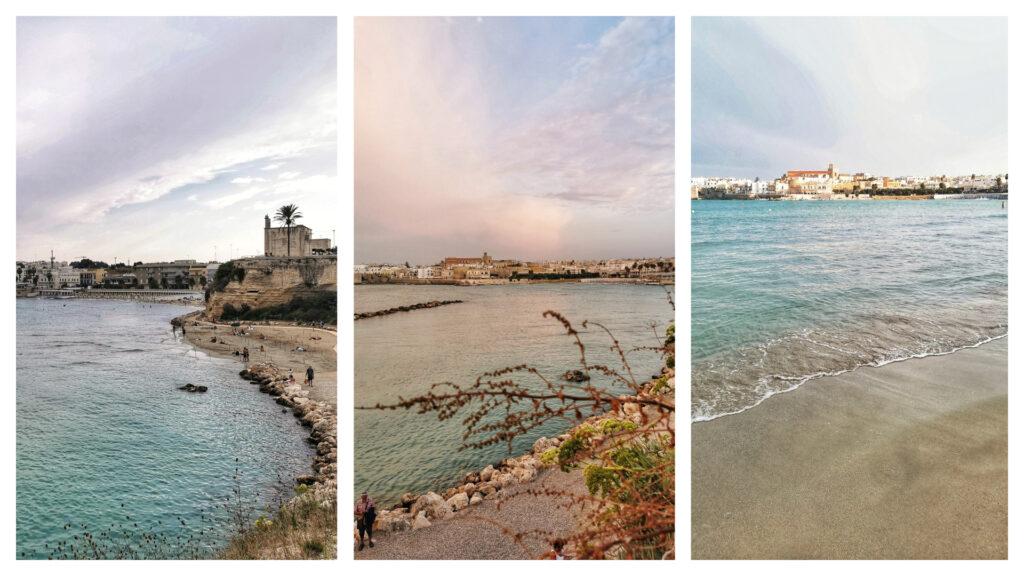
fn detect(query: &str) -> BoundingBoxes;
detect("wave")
[692,332,1006,423]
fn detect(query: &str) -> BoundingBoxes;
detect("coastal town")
[355,253,675,285]
[16,215,337,299]
[692,163,1009,200]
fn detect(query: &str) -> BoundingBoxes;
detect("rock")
[497,473,516,488]
[480,465,495,482]
[410,492,452,521]
[562,369,590,382]
[484,491,500,501]
[447,492,469,511]
[479,484,496,496]
[443,487,457,501]
[400,493,418,508]
[532,437,552,455]
[513,466,537,483]
[295,475,317,486]
[462,483,476,497]
[470,493,483,506]
[375,511,412,533]
[462,471,481,484]
[411,511,432,530]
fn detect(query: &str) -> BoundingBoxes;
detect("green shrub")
[302,540,324,557]
[598,419,638,434]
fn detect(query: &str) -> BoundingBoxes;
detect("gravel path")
[355,467,589,560]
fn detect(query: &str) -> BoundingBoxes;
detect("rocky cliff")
[206,256,337,318]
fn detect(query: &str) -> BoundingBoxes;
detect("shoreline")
[362,368,675,559]
[172,310,338,556]
[692,337,1007,559]
[693,331,1008,423]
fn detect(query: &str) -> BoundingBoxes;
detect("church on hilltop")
[263,215,332,257]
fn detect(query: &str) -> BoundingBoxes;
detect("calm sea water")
[16,299,315,559]
[355,283,675,504]
[692,199,1008,422]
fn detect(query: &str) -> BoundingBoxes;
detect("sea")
[691,199,1008,422]
[16,299,316,559]
[354,283,675,505]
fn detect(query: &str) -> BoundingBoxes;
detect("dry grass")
[219,494,337,560]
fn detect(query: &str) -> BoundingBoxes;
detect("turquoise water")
[692,199,1008,421]
[355,283,675,504]
[16,299,316,559]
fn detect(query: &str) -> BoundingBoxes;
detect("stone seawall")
[238,363,337,508]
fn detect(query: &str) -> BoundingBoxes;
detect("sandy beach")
[692,337,1007,559]
[176,312,336,406]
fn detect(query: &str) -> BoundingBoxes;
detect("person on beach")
[288,368,293,380]
[242,347,249,362]
[355,492,376,550]
[306,366,314,388]
[289,374,296,385]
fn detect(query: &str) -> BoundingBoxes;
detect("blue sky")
[17,17,337,264]
[692,17,1007,179]
[355,17,674,265]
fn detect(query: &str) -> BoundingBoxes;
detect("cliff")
[206,256,337,318]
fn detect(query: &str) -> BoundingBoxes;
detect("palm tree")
[274,204,303,257]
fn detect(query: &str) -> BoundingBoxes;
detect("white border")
[2,1,1020,575]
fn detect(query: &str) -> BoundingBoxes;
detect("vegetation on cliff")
[218,291,336,323]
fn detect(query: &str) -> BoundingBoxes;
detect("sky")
[355,17,674,265]
[692,17,1008,180]
[17,17,337,264]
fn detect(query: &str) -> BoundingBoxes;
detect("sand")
[355,467,589,560]
[692,337,1007,559]
[177,315,337,406]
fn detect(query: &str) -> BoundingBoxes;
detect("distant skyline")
[17,17,337,263]
[355,17,675,265]
[692,17,1008,180]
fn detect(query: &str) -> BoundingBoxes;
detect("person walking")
[355,491,376,551]
[306,365,314,388]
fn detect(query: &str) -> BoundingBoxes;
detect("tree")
[274,204,303,257]
[199,276,207,287]
[160,277,169,289]
[148,277,158,289]
[872,183,878,190]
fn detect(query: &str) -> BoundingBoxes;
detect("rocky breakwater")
[238,363,337,507]
[353,300,462,321]
[370,367,675,536]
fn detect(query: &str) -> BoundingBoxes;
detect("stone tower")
[264,215,271,256]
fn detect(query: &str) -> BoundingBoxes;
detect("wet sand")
[177,316,337,406]
[692,337,1007,559]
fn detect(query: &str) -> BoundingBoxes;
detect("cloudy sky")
[17,17,337,264]
[693,17,1007,179]
[355,17,674,265]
